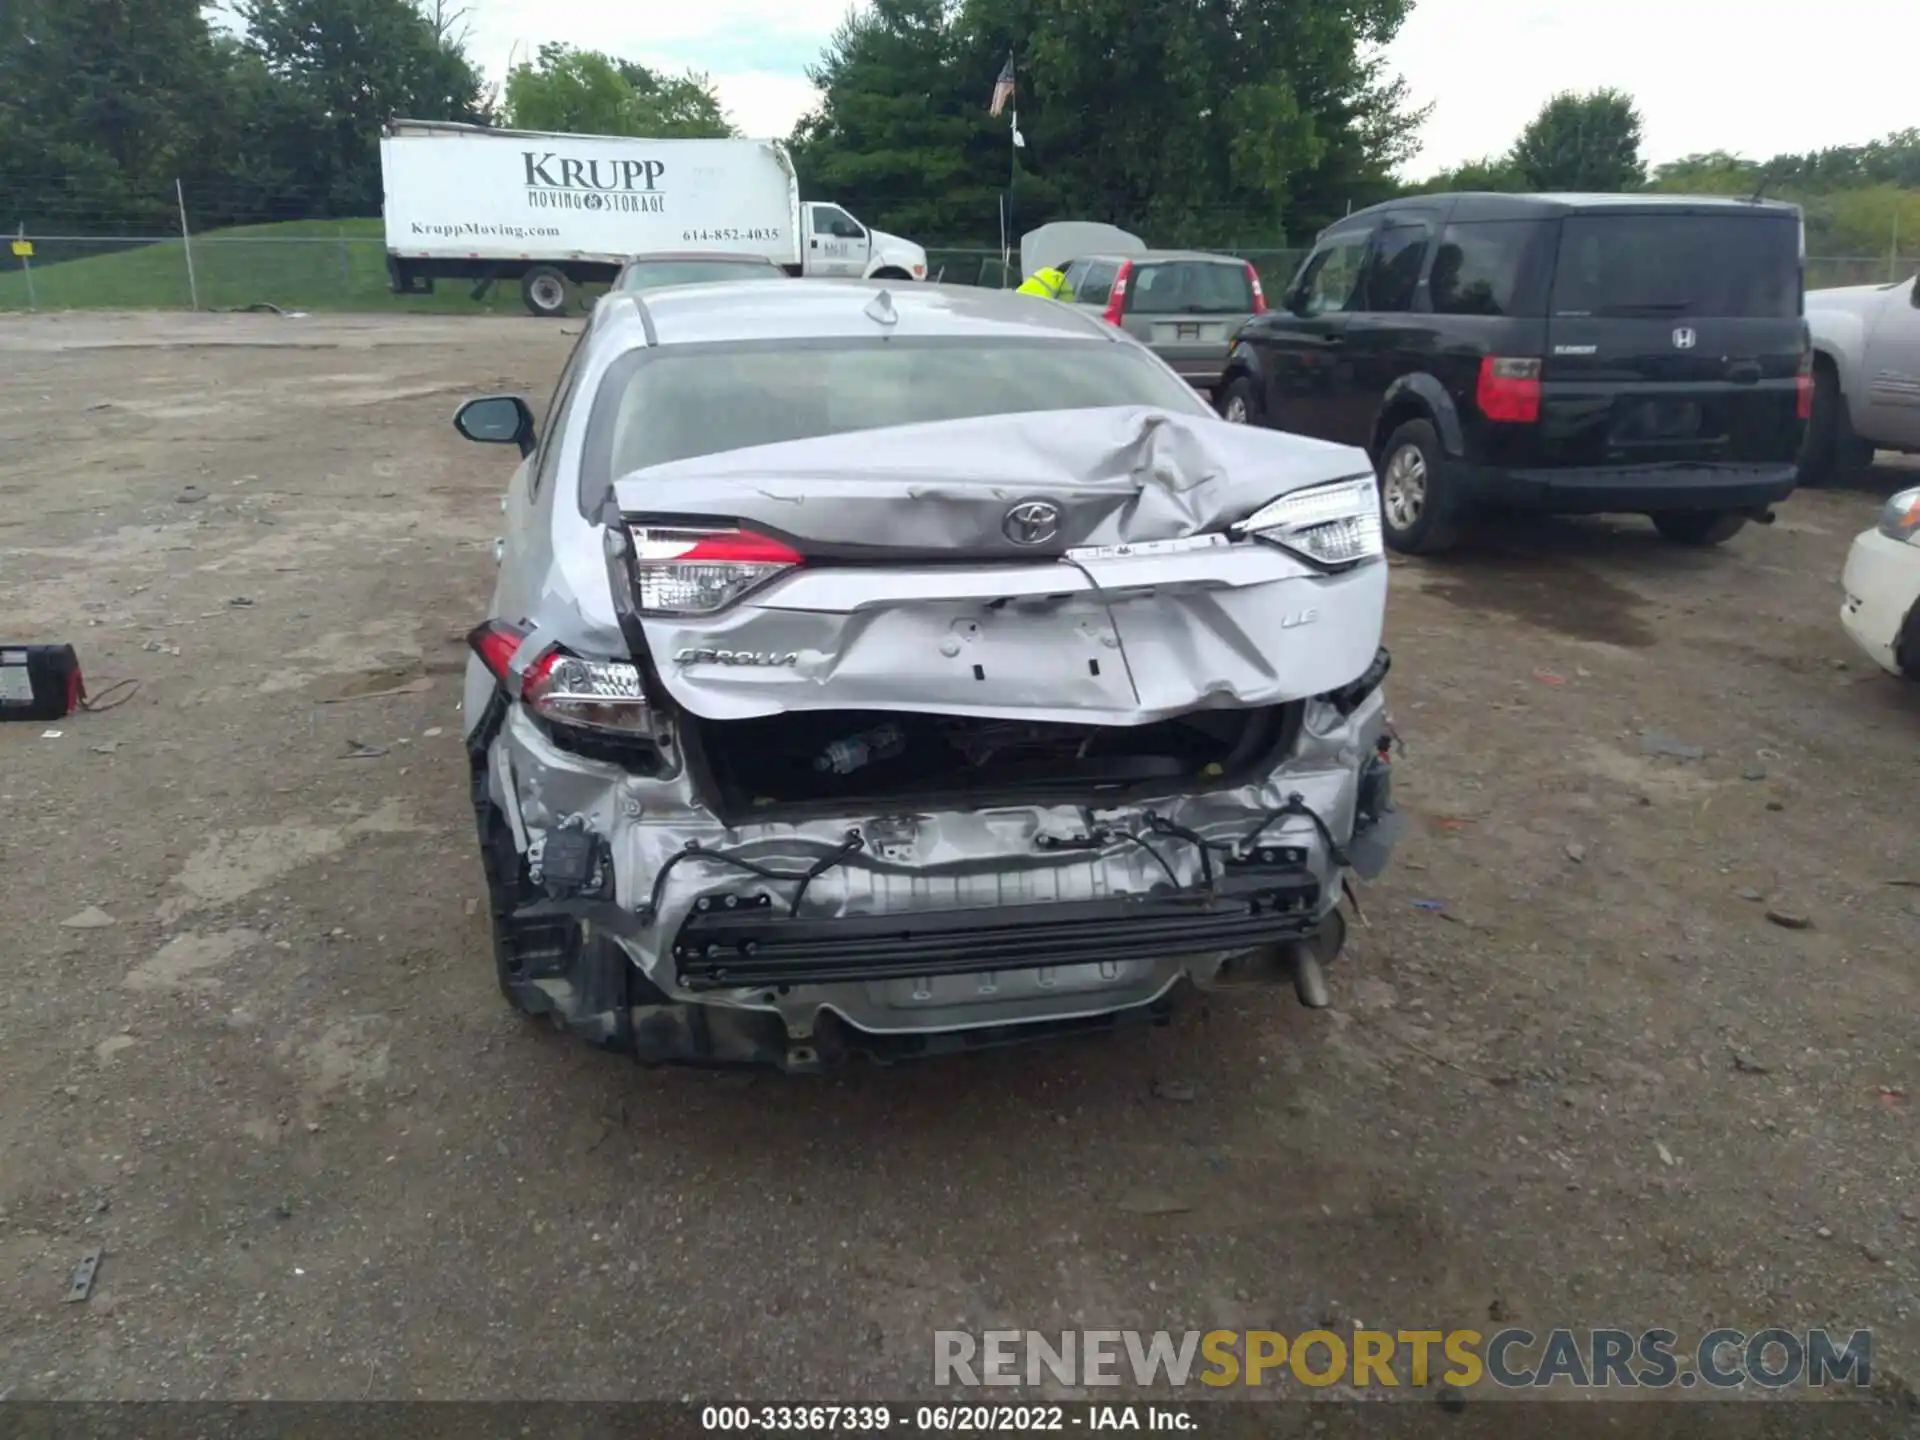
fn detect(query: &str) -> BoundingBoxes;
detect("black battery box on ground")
[0,644,83,722]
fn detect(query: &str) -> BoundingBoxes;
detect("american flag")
[988,56,1015,118]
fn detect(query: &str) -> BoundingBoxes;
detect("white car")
[1840,486,1920,677]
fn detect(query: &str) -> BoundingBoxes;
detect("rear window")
[1125,261,1254,316]
[589,339,1209,479]
[1550,214,1801,319]
[1430,221,1553,317]
[618,259,779,291]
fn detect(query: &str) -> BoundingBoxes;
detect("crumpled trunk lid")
[613,406,1384,724]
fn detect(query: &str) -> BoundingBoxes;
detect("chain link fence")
[0,194,1912,313]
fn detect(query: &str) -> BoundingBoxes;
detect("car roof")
[593,279,1122,348]
[1070,250,1245,265]
[1343,191,1802,227]
[617,252,783,266]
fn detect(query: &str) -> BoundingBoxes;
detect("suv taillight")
[1476,355,1542,424]
[1101,261,1133,326]
[1246,262,1266,314]
[469,619,655,737]
[630,526,802,616]
[1796,351,1814,421]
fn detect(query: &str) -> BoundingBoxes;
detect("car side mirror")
[455,396,535,457]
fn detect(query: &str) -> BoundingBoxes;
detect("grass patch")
[0,218,571,314]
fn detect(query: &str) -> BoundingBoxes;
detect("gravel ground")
[1,311,1916,1409]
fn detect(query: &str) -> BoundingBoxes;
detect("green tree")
[1647,151,1763,196]
[979,0,1424,243]
[1404,155,1527,194]
[1648,136,1920,259]
[503,44,733,138]
[793,0,1425,246]
[790,0,1022,243]
[0,0,226,231]
[1509,87,1645,192]
[239,0,490,215]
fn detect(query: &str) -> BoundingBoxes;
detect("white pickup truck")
[1802,273,1920,482]
[380,121,929,316]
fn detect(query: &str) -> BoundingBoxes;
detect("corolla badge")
[674,648,799,667]
[1671,327,1697,350]
[1003,499,1061,546]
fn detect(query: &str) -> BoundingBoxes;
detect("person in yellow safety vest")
[1016,265,1072,301]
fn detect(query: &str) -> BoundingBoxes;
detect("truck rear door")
[1539,210,1806,467]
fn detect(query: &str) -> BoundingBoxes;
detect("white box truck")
[379,120,930,317]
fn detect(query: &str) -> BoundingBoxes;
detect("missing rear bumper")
[671,878,1322,992]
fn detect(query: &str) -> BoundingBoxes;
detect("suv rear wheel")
[1650,510,1747,546]
[1377,418,1463,555]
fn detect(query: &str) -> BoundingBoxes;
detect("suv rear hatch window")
[1537,211,1806,468]
[1126,262,1254,315]
[1550,213,1801,319]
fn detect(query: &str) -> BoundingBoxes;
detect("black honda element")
[1219,193,1810,553]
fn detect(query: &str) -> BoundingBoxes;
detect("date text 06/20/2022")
[700,1404,1193,1432]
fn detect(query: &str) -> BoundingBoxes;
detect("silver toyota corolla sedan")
[454,278,1402,1069]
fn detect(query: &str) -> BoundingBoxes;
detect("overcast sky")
[464,0,1913,175]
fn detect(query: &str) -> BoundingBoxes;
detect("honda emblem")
[1671,327,1697,350]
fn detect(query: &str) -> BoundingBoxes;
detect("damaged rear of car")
[458,279,1402,1069]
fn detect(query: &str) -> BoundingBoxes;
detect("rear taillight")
[1796,351,1814,421]
[470,619,528,681]
[1234,476,1383,569]
[468,619,654,736]
[630,526,802,616]
[522,651,653,736]
[1246,263,1266,314]
[1101,261,1133,326]
[1476,355,1542,424]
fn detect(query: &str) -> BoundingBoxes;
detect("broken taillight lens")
[630,526,802,616]
[470,618,529,681]
[522,651,653,736]
[1246,263,1267,314]
[469,619,654,736]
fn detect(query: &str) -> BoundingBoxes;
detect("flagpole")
[1007,106,1017,284]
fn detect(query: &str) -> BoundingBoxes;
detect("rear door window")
[1429,220,1553,317]
[1550,213,1801,319]
[1361,221,1432,313]
[1126,261,1254,315]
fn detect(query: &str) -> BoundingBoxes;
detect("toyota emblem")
[1003,499,1061,546]
[1671,326,1697,350]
